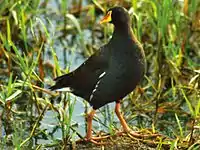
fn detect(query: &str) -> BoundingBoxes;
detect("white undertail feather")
[54,87,72,92]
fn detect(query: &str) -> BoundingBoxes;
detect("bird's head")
[100,7,131,28]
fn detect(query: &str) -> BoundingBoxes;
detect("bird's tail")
[49,74,72,91]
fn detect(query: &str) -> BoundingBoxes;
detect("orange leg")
[79,103,159,145]
[115,102,145,137]
[115,101,160,138]
[115,102,131,132]
[85,109,110,144]
[86,109,96,140]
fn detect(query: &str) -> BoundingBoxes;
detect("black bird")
[50,6,146,143]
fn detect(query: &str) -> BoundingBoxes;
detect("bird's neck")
[112,25,143,51]
[112,25,134,39]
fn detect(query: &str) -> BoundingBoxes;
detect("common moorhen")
[50,6,146,143]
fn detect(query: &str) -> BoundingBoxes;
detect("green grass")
[0,0,199,149]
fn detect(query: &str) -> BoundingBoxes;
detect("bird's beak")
[100,11,112,24]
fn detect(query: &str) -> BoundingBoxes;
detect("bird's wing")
[49,45,110,92]
[59,45,112,100]
[74,46,110,74]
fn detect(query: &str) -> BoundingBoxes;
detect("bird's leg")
[115,102,160,138]
[84,109,111,144]
[115,102,131,132]
[86,109,96,140]
[115,102,142,137]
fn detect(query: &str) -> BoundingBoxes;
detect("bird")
[50,6,146,143]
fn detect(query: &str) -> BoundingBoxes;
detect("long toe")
[85,136,111,145]
[128,130,161,138]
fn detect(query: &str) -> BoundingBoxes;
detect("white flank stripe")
[89,72,106,101]
[90,79,101,101]
[99,71,106,79]
[89,94,93,101]
[95,80,100,89]
[92,89,97,93]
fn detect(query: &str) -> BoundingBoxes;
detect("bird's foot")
[116,129,161,139]
[76,135,110,145]
[85,135,110,145]
[127,130,161,138]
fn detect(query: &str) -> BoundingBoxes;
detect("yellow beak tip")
[99,11,112,24]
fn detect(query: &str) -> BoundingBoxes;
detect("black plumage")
[50,7,145,109]
[50,6,146,142]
